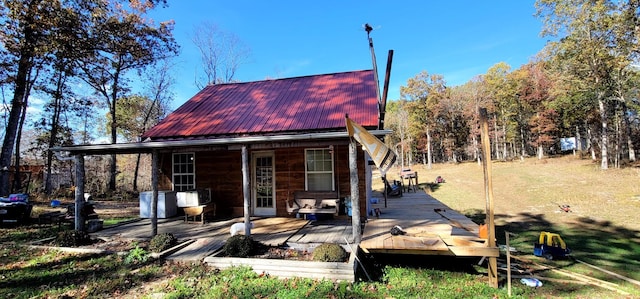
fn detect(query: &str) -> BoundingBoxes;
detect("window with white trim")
[172,153,195,191]
[305,148,334,191]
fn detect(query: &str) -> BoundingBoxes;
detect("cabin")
[54,70,389,226]
[141,70,383,219]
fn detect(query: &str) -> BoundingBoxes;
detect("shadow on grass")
[462,211,640,282]
[358,208,640,297]
[357,247,481,282]
[420,182,442,193]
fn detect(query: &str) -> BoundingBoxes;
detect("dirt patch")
[31,199,139,220]
[81,236,149,252]
[91,201,139,219]
[253,246,315,261]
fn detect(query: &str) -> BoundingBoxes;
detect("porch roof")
[51,129,392,155]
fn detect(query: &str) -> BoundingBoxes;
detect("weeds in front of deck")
[0,242,524,298]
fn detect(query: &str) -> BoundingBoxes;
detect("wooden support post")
[506,231,512,296]
[151,150,158,237]
[242,145,251,236]
[349,141,361,243]
[480,108,498,288]
[74,155,85,232]
[383,174,388,208]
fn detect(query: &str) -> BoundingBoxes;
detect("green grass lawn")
[1,155,639,298]
[399,155,640,298]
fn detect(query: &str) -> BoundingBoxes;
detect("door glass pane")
[255,156,273,208]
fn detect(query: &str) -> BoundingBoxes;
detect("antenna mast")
[364,24,382,128]
[364,23,393,130]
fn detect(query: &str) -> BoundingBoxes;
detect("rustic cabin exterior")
[54,70,388,227]
[141,70,382,218]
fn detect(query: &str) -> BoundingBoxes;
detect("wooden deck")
[360,189,499,257]
[93,189,496,261]
[92,215,354,262]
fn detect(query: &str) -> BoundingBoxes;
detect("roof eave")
[51,130,393,155]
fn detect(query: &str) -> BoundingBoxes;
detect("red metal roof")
[143,70,379,140]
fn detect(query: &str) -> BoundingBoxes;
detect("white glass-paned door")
[253,152,275,216]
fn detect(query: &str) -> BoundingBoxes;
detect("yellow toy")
[533,231,571,260]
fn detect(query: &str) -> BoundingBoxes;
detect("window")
[305,148,334,191]
[173,153,195,191]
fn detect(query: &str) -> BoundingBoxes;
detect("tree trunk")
[75,155,86,232]
[622,102,636,162]
[151,150,158,236]
[502,124,508,160]
[108,73,121,191]
[348,141,361,243]
[537,145,544,159]
[1,62,30,196]
[0,2,38,197]
[520,126,526,159]
[45,71,64,195]
[598,98,608,169]
[12,92,29,193]
[587,125,596,161]
[474,135,481,165]
[493,117,499,160]
[133,154,141,191]
[614,114,620,168]
[426,128,432,170]
[576,125,581,156]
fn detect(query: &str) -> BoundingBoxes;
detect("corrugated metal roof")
[143,70,379,140]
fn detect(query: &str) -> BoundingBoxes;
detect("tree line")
[0,0,250,197]
[385,0,640,170]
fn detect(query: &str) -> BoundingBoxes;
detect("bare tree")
[77,3,178,191]
[192,22,250,88]
[132,58,175,191]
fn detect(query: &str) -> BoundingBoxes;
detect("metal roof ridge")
[209,69,375,86]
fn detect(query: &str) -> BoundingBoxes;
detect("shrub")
[223,235,254,257]
[149,233,178,253]
[125,245,149,264]
[54,230,91,247]
[312,243,347,262]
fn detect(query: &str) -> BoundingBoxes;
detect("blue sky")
[150,1,547,108]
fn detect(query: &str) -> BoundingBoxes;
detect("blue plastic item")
[520,278,543,287]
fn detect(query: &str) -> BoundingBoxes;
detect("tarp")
[345,116,396,175]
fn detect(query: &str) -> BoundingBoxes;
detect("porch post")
[348,141,361,243]
[74,154,85,231]
[241,145,251,236]
[151,150,158,236]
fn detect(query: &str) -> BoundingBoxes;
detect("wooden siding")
[157,143,368,218]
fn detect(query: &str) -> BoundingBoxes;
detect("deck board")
[360,189,498,257]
